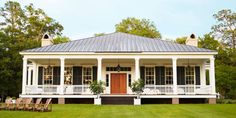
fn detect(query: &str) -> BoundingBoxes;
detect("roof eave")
[19,51,218,55]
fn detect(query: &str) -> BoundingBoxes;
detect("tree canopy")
[115,17,161,38]
[212,9,236,49]
[53,36,70,44]
[0,1,64,99]
[175,36,187,44]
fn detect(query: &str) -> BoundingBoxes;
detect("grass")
[0,104,236,118]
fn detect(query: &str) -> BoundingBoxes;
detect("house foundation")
[58,98,65,104]
[208,98,216,104]
[172,98,179,104]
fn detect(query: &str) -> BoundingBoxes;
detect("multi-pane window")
[43,67,53,85]
[83,67,93,85]
[165,67,173,85]
[64,67,73,85]
[145,67,155,85]
[185,67,195,85]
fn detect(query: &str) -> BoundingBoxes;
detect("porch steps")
[101,95,135,105]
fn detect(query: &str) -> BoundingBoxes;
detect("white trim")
[22,54,215,60]
[20,52,218,55]
[20,94,96,98]
[140,95,216,98]
[19,94,216,99]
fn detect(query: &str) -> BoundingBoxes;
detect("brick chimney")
[185,34,198,47]
[41,33,53,47]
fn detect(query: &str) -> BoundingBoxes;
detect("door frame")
[106,72,131,94]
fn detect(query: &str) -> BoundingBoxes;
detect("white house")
[19,32,217,104]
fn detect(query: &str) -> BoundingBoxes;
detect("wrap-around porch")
[22,56,216,97]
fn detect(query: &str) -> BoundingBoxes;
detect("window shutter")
[195,66,200,85]
[73,66,82,85]
[177,67,185,85]
[53,67,60,85]
[38,67,43,85]
[140,66,145,81]
[155,66,164,85]
[159,67,165,85]
[93,66,97,82]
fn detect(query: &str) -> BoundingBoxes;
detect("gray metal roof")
[23,32,216,53]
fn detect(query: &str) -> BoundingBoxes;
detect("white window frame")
[64,66,73,85]
[165,67,173,85]
[82,66,93,85]
[185,66,195,85]
[145,67,155,85]
[43,66,53,85]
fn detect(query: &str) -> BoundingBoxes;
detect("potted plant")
[89,80,105,105]
[131,79,144,105]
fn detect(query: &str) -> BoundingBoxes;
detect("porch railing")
[143,85,212,95]
[143,85,174,94]
[177,85,212,94]
[64,85,91,94]
[25,85,212,95]
[25,85,91,95]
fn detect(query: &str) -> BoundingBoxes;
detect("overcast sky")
[1,0,236,40]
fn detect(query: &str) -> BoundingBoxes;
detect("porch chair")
[9,98,23,110]
[4,98,12,110]
[35,98,52,112]
[26,98,42,111]
[18,98,33,110]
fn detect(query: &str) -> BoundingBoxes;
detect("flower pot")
[134,98,141,105]
[94,98,101,105]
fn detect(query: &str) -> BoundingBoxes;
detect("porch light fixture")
[47,59,51,69]
[116,59,121,72]
[187,59,190,69]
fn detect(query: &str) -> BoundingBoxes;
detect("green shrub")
[89,80,105,98]
[217,99,236,104]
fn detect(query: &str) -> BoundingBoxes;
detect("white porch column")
[32,62,37,85]
[210,58,216,94]
[201,61,206,86]
[172,58,177,94]
[22,57,27,95]
[97,58,102,81]
[135,57,140,80]
[60,58,65,94]
[27,67,32,85]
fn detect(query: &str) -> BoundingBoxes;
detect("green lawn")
[0,104,236,118]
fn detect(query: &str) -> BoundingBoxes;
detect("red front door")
[111,73,127,94]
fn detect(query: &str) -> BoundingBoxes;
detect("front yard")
[1,104,236,118]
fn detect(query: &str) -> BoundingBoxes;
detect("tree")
[212,9,236,49]
[53,36,70,44]
[199,34,220,50]
[94,33,106,37]
[175,36,187,44]
[0,1,64,99]
[115,17,161,38]
[216,65,236,99]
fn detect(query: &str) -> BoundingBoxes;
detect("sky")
[1,0,236,40]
